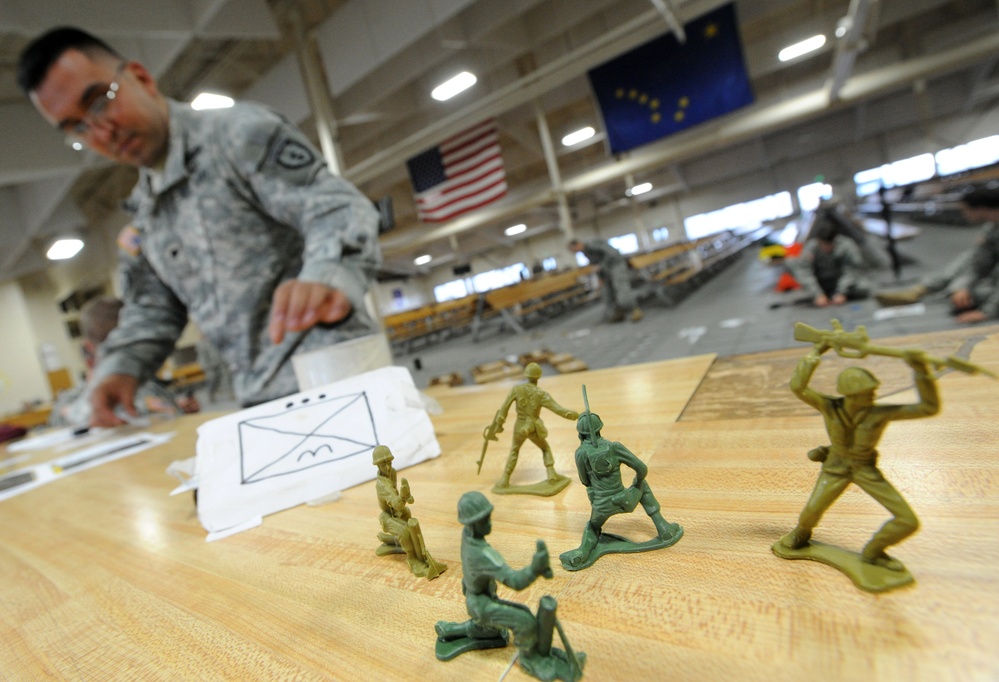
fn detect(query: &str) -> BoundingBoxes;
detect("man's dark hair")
[960,187,999,210]
[17,27,122,95]
[812,218,839,243]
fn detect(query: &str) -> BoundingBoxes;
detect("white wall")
[0,281,52,415]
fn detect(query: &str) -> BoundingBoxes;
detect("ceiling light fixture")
[562,127,595,147]
[504,223,527,236]
[431,72,476,101]
[191,93,235,110]
[778,35,827,62]
[414,254,432,266]
[626,182,653,197]
[46,237,84,261]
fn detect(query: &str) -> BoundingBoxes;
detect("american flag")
[406,119,507,223]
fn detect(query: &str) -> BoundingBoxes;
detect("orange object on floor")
[775,271,801,292]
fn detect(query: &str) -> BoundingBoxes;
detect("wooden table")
[2,327,998,680]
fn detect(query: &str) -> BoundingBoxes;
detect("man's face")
[29,49,170,168]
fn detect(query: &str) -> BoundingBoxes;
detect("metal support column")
[533,100,574,240]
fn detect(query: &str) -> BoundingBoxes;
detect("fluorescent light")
[71,141,84,151]
[778,35,826,62]
[46,238,84,260]
[627,182,653,197]
[414,254,432,266]
[191,93,235,110]
[432,72,476,101]
[504,223,527,236]
[562,126,595,147]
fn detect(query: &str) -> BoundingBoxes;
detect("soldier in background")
[19,27,382,426]
[49,296,197,427]
[568,238,643,322]
[876,187,999,323]
[786,219,873,307]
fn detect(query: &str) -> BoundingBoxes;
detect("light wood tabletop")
[2,326,997,681]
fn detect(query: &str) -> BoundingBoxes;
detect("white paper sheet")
[192,366,440,538]
[0,432,173,502]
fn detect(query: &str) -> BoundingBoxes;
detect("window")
[854,153,936,196]
[471,263,528,293]
[542,257,558,272]
[935,135,999,177]
[575,252,589,267]
[652,227,670,242]
[684,191,793,239]
[796,182,832,212]
[608,233,640,255]
[433,279,468,303]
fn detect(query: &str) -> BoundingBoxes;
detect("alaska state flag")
[588,2,754,155]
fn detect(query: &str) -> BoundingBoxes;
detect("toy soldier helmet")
[836,367,880,395]
[576,412,603,435]
[524,362,543,379]
[372,445,393,464]
[457,491,493,525]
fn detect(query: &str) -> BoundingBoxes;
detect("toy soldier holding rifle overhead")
[774,319,993,592]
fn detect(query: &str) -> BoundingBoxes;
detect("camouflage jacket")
[95,100,382,405]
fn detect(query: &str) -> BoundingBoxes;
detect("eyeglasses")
[64,62,126,146]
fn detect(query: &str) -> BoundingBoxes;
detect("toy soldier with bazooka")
[479,363,579,496]
[434,491,585,681]
[373,445,446,580]
[559,386,684,571]
[774,319,993,592]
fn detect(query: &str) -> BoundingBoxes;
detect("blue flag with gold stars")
[588,2,753,155]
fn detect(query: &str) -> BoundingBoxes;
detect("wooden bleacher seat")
[471,267,596,341]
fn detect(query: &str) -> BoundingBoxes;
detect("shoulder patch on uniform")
[117,225,142,256]
[276,139,315,169]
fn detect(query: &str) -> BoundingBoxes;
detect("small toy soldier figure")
[480,363,579,496]
[777,320,992,591]
[373,445,445,580]
[435,491,584,681]
[560,404,683,571]
[774,344,938,588]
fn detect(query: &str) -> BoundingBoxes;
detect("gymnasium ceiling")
[0,0,997,285]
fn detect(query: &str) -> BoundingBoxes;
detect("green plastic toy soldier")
[435,491,585,682]
[773,320,951,592]
[559,388,683,571]
[479,363,579,496]
[373,445,446,580]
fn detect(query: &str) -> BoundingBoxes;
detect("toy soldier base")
[771,539,913,593]
[376,517,446,579]
[435,492,585,681]
[492,473,571,497]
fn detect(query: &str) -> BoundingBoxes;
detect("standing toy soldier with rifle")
[774,319,993,592]
[479,363,579,496]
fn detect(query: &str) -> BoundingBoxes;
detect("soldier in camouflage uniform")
[876,188,999,323]
[786,220,872,307]
[19,28,381,425]
[49,296,190,427]
[568,238,643,322]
